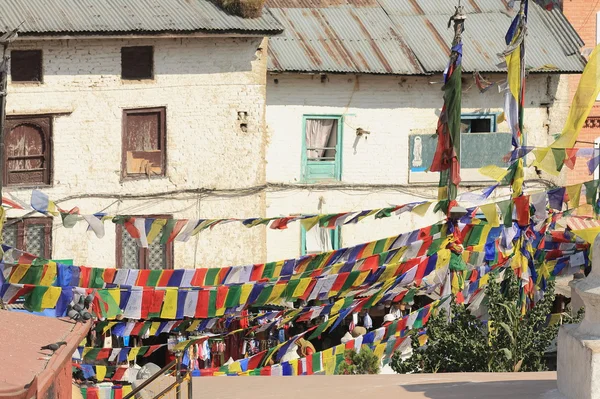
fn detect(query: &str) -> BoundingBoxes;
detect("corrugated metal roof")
[267,0,585,74]
[268,6,425,74]
[0,0,284,36]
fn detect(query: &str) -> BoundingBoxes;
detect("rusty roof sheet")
[0,0,283,36]
[268,6,425,74]
[267,0,585,74]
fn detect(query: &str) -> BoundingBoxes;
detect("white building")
[0,0,283,268]
[264,0,585,261]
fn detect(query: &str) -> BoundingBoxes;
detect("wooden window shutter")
[122,108,166,178]
[4,117,52,186]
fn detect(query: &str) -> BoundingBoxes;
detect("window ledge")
[120,174,168,183]
[10,81,43,86]
[8,110,73,117]
[121,79,155,84]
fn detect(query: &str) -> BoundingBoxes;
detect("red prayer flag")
[260,366,271,376]
[103,268,116,285]
[330,273,349,293]
[79,266,91,287]
[136,270,150,287]
[148,290,165,316]
[359,255,379,273]
[250,264,264,281]
[141,289,153,319]
[97,348,111,360]
[195,290,209,318]
[216,286,228,310]
[305,355,313,375]
[191,268,207,287]
[565,148,578,170]
[124,218,140,239]
[270,217,295,230]
[167,220,187,243]
[514,195,530,227]
[157,270,173,287]
[112,367,127,381]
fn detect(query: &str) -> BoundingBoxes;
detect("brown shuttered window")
[11,50,43,82]
[121,46,154,80]
[115,215,174,270]
[2,218,52,259]
[4,116,52,186]
[122,107,166,179]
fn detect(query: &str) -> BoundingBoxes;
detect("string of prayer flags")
[23,190,440,246]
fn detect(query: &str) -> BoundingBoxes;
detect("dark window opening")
[116,215,173,270]
[4,116,52,186]
[461,115,496,134]
[11,50,43,82]
[121,46,154,80]
[122,107,166,178]
[2,217,52,259]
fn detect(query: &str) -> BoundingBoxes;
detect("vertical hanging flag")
[500,0,528,197]
[430,6,465,214]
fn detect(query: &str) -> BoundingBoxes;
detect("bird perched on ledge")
[40,341,67,354]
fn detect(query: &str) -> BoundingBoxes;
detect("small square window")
[11,50,43,82]
[121,46,154,80]
[302,116,342,181]
[461,114,497,133]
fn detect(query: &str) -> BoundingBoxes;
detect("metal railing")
[122,351,193,399]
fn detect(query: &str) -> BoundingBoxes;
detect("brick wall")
[5,37,269,268]
[562,0,600,186]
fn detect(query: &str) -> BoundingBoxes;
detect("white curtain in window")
[306,119,337,160]
[305,227,333,255]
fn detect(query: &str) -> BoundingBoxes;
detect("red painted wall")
[39,361,72,399]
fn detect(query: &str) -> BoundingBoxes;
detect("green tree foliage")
[336,347,380,375]
[391,269,574,373]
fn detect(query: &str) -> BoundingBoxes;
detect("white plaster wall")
[4,37,269,268]
[265,73,571,261]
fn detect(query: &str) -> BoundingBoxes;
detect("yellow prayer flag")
[267,283,287,303]
[362,240,377,257]
[290,359,298,375]
[102,322,118,334]
[506,44,521,103]
[96,366,107,381]
[108,288,120,308]
[229,362,242,374]
[552,44,600,148]
[437,186,448,201]
[436,249,451,269]
[160,288,178,319]
[39,262,57,286]
[292,277,312,298]
[240,283,253,305]
[187,320,202,332]
[373,343,386,360]
[478,165,510,182]
[480,203,500,227]
[41,286,61,309]
[329,299,345,316]
[9,264,30,284]
[567,184,582,209]
[573,227,600,244]
[300,216,319,231]
[128,347,141,361]
[531,148,560,176]
[149,322,161,336]
[122,386,132,397]
[412,202,431,217]
[147,219,167,243]
[377,264,400,284]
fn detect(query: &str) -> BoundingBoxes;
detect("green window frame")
[301,226,341,256]
[301,115,343,182]
[460,113,498,133]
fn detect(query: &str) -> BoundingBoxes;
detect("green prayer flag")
[340,271,360,294]
[285,279,301,300]
[375,208,394,219]
[24,285,48,312]
[147,270,162,287]
[449,252,466,271]
[373,238,387,255]
[207,290,217,318]
[585,181,600,205]
[402,288,416,304]
[465,225,484,247]
[254,285,274,306]
[309,315,338,340]
[20,265,43,285]
[204,268,220,286]
[312,352,322,372]
[160,219,177,245]
[262,262,276,279]
[84,348,101,361]
[90,267,105,289]
[551,148,566,172]
[497,199,514,227]
[97,290,121,318]
[225,285,242,308]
